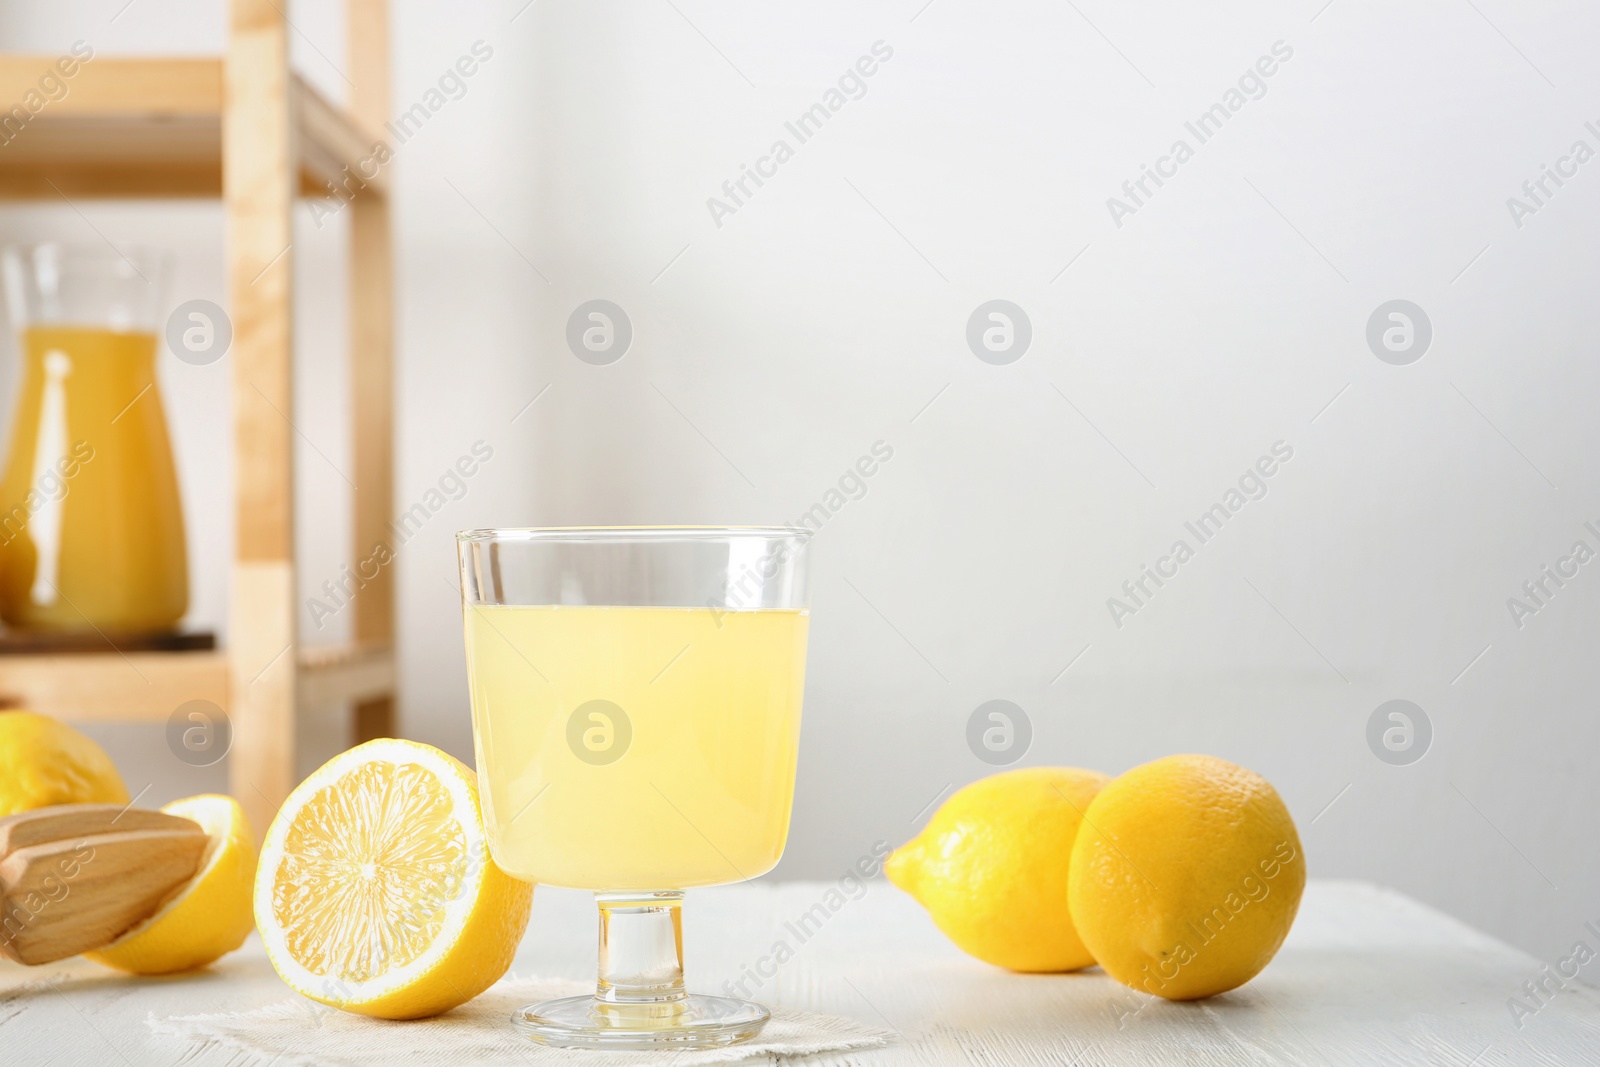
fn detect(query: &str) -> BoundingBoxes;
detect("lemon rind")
[253,738,491,1008]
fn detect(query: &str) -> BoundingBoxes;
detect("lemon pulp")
[254,738,533,1020]
[274,760,467,982]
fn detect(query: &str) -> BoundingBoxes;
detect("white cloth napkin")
[148,976,892,1067]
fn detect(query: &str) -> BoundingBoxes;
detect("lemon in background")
[0,710,128,816]
[255,738,533,1020]
[1068,754,1305,1000]
[887,766,1109,972]
[87,794,257,974]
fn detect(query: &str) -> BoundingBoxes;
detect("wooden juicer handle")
[0,804,209,966]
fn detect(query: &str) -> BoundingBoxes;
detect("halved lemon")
[86,793,256,974]
[254,738,533,1020]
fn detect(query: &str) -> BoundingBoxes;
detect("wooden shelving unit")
[0,0,396,836]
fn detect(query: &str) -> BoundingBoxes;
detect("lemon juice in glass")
[457,527,811,1049]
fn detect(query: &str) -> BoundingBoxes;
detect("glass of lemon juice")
[457,526,811,1049]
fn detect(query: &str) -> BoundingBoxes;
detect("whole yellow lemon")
[1068,754,1304,1000]
[0,710,129,816]
[886,766,1109,972]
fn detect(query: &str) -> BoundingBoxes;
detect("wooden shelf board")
[298,642,396,709]
[0,650,228,723]
[0,56,221,116]
[0,641,394,723]
[293,74,387,200]
[0,57,386,200]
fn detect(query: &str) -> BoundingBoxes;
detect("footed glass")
[457,527,811,1049]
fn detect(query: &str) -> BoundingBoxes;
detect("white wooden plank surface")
[1,880,1597,1065]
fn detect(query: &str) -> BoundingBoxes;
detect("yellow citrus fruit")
[86,794,257,974]
[0,710,128,816]
[254,738,533,1020]
[886,766,1110,972]
[1068,754,1305,1000]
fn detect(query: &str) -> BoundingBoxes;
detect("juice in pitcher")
[0,246,188,632]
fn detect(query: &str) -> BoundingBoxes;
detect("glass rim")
[456,525,814,544]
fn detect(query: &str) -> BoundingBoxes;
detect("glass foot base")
[513,994,770,1050]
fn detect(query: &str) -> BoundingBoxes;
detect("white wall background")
[1,0,1597,966]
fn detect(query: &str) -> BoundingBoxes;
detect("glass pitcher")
[0,243,188,633]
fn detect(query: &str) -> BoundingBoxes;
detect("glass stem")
[594,891,688,1019]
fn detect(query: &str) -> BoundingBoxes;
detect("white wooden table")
[2,880,1596,1065]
